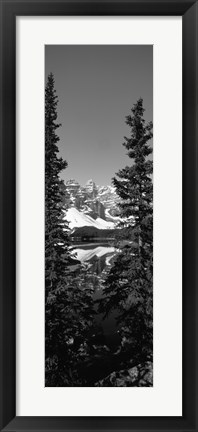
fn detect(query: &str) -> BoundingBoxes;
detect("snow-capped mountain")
[66,207,114,231]
[97,185,120,214]
[64,179,120,233]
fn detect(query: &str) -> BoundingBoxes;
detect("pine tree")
[45,74,95,386]
[45,73,71,293]
[45,72,71,382]
[99,98,153,362]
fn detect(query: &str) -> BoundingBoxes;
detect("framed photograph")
[0,0,197,431]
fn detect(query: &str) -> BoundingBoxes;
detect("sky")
[45,45,153,186]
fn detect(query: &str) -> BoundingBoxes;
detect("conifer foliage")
[45,73,70,292]
[45,72,72,383]
[45,74,95,386]
[100,98,153,361]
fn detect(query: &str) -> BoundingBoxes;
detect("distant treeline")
[70,226,117,239]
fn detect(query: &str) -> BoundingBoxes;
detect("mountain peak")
[66,179,79,186]
[65,178,120,226]
[86,179,96,186]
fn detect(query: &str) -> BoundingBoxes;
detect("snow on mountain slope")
[65,207,114,230]
[105,208,121,222]
[95,217,115,228]
[97,185,120,209]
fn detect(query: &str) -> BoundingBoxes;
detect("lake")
[70,240,121,350]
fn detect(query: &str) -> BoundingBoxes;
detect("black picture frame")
[0,0,197,431]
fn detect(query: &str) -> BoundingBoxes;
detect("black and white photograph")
[45,45,153,387]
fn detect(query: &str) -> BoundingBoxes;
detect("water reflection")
[70,241,120,349]
[72,243,115,273]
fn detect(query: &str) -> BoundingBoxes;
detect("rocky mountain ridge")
[65,179,120,223]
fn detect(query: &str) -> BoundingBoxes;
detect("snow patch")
[65,207,114,230]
